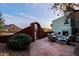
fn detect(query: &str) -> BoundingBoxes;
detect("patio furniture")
[76,36,79,43]
[57,36,67,44]
[66,35,76,45]
[47,33,57,42]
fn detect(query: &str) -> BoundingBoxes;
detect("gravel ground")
[0,43,30,56]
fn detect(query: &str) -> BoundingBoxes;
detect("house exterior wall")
[75,16,79,32]
[70,11,79,35]
[52,16,72,35]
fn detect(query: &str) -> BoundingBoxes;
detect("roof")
[52,9,64,21]
[52,15,64,22]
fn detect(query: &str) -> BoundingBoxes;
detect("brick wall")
[0,22,46,43]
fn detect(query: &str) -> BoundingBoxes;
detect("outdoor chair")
[47,33,57,42]
[57,36,67,45]
[66,35,76,45]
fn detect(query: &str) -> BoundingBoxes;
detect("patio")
[0,37,76,56]
[30,37,76,56]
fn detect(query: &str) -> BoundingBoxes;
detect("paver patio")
[30,37,76,56]
[0,37,76,56]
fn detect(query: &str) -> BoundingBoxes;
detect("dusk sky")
[0,3,54,28]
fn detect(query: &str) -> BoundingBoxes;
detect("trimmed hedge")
[6,33,32,50]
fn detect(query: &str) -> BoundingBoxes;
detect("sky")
[0,3,54,29]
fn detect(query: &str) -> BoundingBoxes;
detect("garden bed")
[0,43,30,56]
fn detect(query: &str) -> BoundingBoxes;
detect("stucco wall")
[52,16,72,35]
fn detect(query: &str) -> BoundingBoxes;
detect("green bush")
[6,33,32,50]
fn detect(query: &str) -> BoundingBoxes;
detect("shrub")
[6,33,32,50]
[74,45,79,56]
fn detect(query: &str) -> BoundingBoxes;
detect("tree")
[51,3,79,35]
[0,13,5,29]
[51,3,79,19]
[0,13,5,35]
[51,3,79,11]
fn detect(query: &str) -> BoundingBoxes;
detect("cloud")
[26,3,53,18]
[17,12,38,21]
[1,3,54,29]
[3,13,26,28]
[2,12,52,29]
[2,13,39,28]
[31,3,53,10]
[18,12,52,28]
